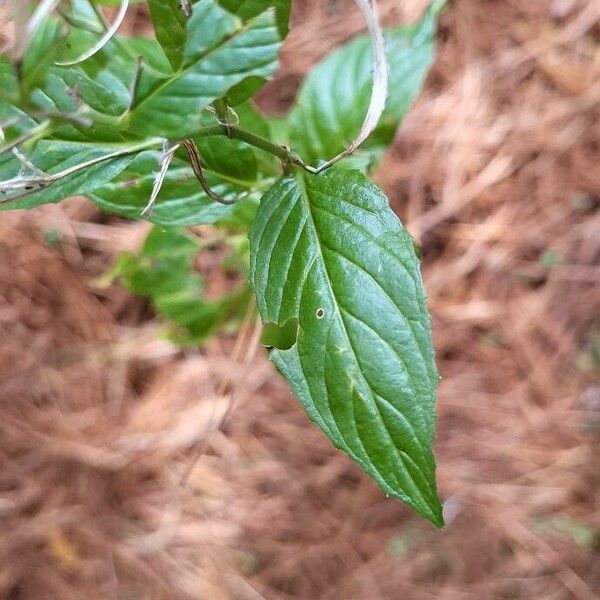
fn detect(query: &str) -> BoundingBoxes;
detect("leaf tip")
[425,497,445,529]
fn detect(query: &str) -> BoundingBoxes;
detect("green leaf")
[147,0,188,70]
[89,151,242,226]
[194,137,258,184]
[127,3,281,138]
[183,1,239,64]
[113,226,222,344]
[112,226,251,345]
[0,141,139,211]
[224,75,267,107]
[0,102,39,146]
[29,73,130,144]
[58,68,129,116]
[249,169,442,526]
[217,0,291,39]
[274,0,292,38]
[21,19,66,94]
[233,102,281,176]
[126,37,173,76]
[0,58,18,103]
[288,4,441,167]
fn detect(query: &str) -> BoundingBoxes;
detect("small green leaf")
[225,75,267,107]
[288,4,441,167]
[249,169,442,526]
[274,0,292,38]
[148,0,188,70]
[113,226,221,344]
[113,226,251,345]
[21,19,66,93]
[58,68,128,116]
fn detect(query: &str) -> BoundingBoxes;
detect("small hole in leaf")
[316,308,325,319]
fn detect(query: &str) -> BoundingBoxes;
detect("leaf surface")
[249,169,442,526]
[147,0,188,70]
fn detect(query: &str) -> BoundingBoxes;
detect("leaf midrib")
[294,171,432,505]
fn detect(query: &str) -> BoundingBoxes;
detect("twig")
[309,0,388,173]
[178,0,193,17]
[141,140,181,219]
[0,121,43,176]
[0,138,161,203]
[181,139,236,205]
[180,300,261,486]
[12,147,46,176]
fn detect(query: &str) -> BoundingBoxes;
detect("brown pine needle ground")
[0,1,599,598]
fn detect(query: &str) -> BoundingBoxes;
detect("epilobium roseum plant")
[0,0,445,527]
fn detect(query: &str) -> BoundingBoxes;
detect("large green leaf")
[249,169,442,526]
[127,2,281,138]
[288,3,442,167]
[147,0,188,70]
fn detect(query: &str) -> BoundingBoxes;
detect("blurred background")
[0,0,599,598]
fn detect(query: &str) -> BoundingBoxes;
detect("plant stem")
[193,124,313,172]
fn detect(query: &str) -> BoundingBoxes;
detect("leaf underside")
[249,169,443,526]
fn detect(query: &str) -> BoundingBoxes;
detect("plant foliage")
[0,0,444,526]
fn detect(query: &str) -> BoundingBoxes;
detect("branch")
[141,140,181,219]
[182,139,236,205]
